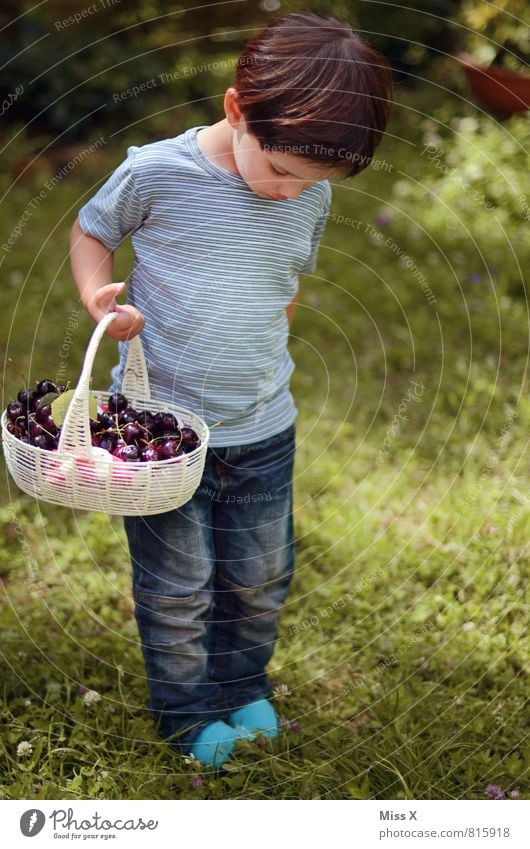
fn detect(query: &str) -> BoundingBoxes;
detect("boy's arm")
[288,184,331,326]
[71,144,149,340]
[70,216,144,341]
[286,290,298,326]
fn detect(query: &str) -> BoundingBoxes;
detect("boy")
[69,12,393,768]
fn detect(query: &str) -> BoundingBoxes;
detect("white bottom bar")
[3,799,529,848]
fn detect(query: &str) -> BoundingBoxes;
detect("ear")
[224,87,243,129]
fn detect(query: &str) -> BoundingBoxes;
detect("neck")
[196,119,239,175]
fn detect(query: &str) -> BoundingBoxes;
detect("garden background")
[0,0,528,800]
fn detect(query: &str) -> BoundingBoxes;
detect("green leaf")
[37,391,59,408]
[51,390,97,427]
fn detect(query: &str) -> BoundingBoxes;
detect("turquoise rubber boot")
[228,698,280,738]
[188,720,255,768]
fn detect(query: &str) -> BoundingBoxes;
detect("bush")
[0,1,262,142]
[392,110,529,299]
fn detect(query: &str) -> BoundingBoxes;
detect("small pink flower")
[510,790,520,799]
[375,210,392,228]
[191,776,203,788]
[290,722,301,732]
[486,784,505,800]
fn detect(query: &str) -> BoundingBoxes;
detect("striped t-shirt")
[77,125,331,446]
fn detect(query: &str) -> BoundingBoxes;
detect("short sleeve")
[77,145,148,252]
[299,181,332,275]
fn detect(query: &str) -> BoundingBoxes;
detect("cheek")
[247,160,269,186]
[237,149,256,179]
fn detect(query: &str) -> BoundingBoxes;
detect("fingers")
[106,305,145,340]
[86,283,144,340]
[114,304,145,331]
[89,282,125,321]
[92,282,126,316]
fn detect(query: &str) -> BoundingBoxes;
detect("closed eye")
[271,164,288,176]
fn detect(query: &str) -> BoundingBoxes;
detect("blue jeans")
[123,422,296,751]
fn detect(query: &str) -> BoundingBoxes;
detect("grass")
[0,88,528,800]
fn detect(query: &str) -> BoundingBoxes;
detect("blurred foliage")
[458,0,530,71]
[1,0,466,150]
[286,0,462,78]
[2,0,529,161]
[0,0,262,143]
[398,108,530,300]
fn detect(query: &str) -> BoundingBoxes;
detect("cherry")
[161,413,179,432]
[29,421,44,440]
[161,431,181,443]
[140,445,158,462]
[113,443,139,461]
[98,411,115,430]
[122,423,142,445]
[181,427,199,452]
[15,413,31,435]
[34,403,52,424]
[137,410,155,430]
[151,413,165,435]
[100,432,119,453]
[157,438,182,460]
[6,401,24,422]
[36,379,58,396]
[32,433,53,450]
[136,422,154,441]
[41,415,58,436]
[118,408,138,426]
[17,389,38,412]
[108,393,128,413]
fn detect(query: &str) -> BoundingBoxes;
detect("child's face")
[232,125,338,200]
[225,87,343,199]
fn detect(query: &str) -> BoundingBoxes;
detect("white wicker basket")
[1,312,209,515]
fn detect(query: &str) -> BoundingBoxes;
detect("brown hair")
[234,12,394,177]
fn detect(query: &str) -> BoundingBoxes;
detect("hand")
[86,282,145,341]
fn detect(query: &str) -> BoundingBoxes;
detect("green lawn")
[1,89,528,800]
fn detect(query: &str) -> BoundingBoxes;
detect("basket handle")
[57,313,150,457]
[121,328,150,398]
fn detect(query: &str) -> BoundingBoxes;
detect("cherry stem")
[7,358,28,391]
[135,421,153,440]
[39,423,57,439]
